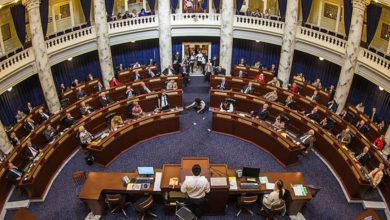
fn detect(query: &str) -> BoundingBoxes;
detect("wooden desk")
[233,65,274,81]
[354,209,381,220]
[293,80,331,106]
[61,79,99,104]
[7,105,45,140]
[117,66,158,83]
[12,208,37,220]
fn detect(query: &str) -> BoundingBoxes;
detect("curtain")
[81,0,92,24]
[347,75,390,124]
[105,0,115,21]
[10,4,26,46]
[202,0,208,11]
[0,75,46,126]
[366,4,382,47]
[171,0,179,13]
[290,50,340,88]
[51,50,102,90]
[232,39,281,69]
[301,0,313,23]
[147,0,155,14]
[278,0,287,18]
[344,0,352,37]
[236,0,243,14]
[111,39,160,70]
[213,0,220,13]
[40,0,49,37]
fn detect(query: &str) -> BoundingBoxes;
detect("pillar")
[69,0,75,27]
[208,0,212,13]
[0,27,5,57]
[51,5,57,33]
[317,0,322,26]
[0,121,13,154]
[263,0,267,13]
[219,0,234,75]
[93,0,115,88]
[124,0,129,12]
[23,0,61,113]
[143,0,147,12]
[157,0,172,71]
[334,0,369,113]
[335,4,341,32]
[383,126,390,156]
[277,0,299,88]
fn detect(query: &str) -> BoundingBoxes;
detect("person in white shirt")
[158,90,170,111]
[133,61,141,69]
[185,98,206,114]
[180,164,210,219]
[261,179,285,213]
[220,100,234,112]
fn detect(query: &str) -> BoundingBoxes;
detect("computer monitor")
[242,167,260,178]
[137,167,155,176]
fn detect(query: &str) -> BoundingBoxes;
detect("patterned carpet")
[4,76,387,220]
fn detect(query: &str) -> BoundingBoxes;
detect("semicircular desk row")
[209,88,390,207]
[0,77,183,210]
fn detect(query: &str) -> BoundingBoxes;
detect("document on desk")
[210,177,227,186]
[153,172,162,191]
[259,176,269,184]
[266,182,275,190]
[292,184,308,196]
[228,177,238,190]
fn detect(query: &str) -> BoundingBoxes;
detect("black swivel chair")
[134,195,158,220]
[236,194,258,217]
[105,194,131,217]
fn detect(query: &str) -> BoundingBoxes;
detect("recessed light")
[67,57,73,61]
[319,57,324,61]
[255,40,260,43]
[7,87,12,92]
[379,86,384,91]
[131,40,136,43]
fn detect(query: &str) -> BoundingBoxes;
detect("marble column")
[334,0,369,113]
[158,0,172,71]
[383,126,390,156]
[124,0,129,12]
[277,0,298,88]
[0,28,5,57]
[219,0,234,76]
[69,0,75,27]
[51,5,57,33]
[335,5,341,32]
[317,0,322,26]
[0,121,13,154]
[23,0,61,114]
[93,0,115,88]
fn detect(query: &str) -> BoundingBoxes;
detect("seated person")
[109,76,120,88]
[293,73,305,82]
[376,120,386,132]
[305,107,320,123]
[289,82,298,94]
[86,73,94,82]
[254,60,262,69]
[38,109,50,123]
[58,83,67,94]
[312,78,322,89]
[78,126,93,146]
[24,117,36,132]
[76,87,87,100]
[26,102,34,113]
[255,73,266,85]
[355,146,370,167]
[166,80,178,90]
[147,67,156,77]
[94,81,105,93]
[336,128,352,146]
[369,163,385,188]
[219,100,234,113]
[158,90,170,111]
[263,89,278,102]
[111,115,124,131]
[319,117,333,131]
[269,64,277,75]
[185,98,206,114]
[132,102,144,118]
[355,102,365,113]
[9,132,20,146]
[310,90,319,102]
[369,107,378,122]
[15,110,26,122]
[327,99,338,113]
[267,77,281,88]
[261,180,285,213]
[125,85,135,99]
[140,82,152,94]
[273,115,286,131]
[298,129,316,155]
[215,66,226,75]
[43,124,59,142]
[6,162,23,184]
[148,58,156,66]
[23,140,40,161]
[284,95,295,109]
[62,113,76,128]
[238,58,246,66]
[237,70,246,78]
[162,65,176,76]
[373,135,385,151]
[80,101,94,116]
[355,120,366,132]
[328,85,336,99]
[133,70,142,81]
[241,82,254,94]
[216,78,229,90]
[133,61,141,69]
[99,92,114,107]
[250,103,269,120]
[71,79,79,88]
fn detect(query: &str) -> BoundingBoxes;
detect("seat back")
[72,171,86,186]
[239,195,258,205]
[136,195,154,213]
[106,194,125,207]
[271,200,286,212]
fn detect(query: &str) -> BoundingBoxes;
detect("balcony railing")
[46,26,95,54]
[109,15,158,35]
[0,48,33,81]
[171,13,221,26]
[234,15,284,35]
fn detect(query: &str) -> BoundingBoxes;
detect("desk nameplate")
[216,114,231,119]
[289,113,301,120]
[127,98,139,104]
[307,85,316,90]
[319,90,328,96]
[253,99,265,104]
[66,105,77,112]
[299,98,310,104]
[232,78,243,82]
[272,105,284,112]
[146,94,158,99]
[79,85,86,89]
[233,94,247,99]
[120,126,133,135]
[237,118,252,126]
[102,137,115,148]
[160,114,176,119]
[349,107,357,114]
[132,82,142,86]
[139,118,154,125]
[91,112,103,120]
[265,85,274,90]
[84,97,93,103]
[36,126,45,134]
[108,105,120,112]
[249,68,259,72]
[51,114,61,123]
[74,122,85,132]
[258,126,271,135]
[214,92,227,96]
[332,116,342,123]
[115,85,126,91]
[167,76,178,80]
[149,78,161,82]
[63,90,72,96]
[306,123,318,132]
[167,92,179,95]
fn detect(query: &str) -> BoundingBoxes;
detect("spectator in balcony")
[133,61,141,69]
[254,60,262,69]
[123,11,130,19]
[15,110,26,122]
[252,9,261,17]
[116,12,122,20]
[263,88,278,102]
[373,135,385,151]
[185,0,194,13]
[139,8,147,17]
[133,70,142,81]
[312,78,322,89]
[109,76,120,88]
[289,82,299,94]
[71,79,79,88]
[356,102,365,113]
[238,58,246,67]
[269,64,277,75]
[256,73,266,85]
[131,9,138,18]
[76,87,87,100]
[267,76,281,88]
[264,9,271,19]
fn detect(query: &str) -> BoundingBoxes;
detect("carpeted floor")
[4,76,387,220]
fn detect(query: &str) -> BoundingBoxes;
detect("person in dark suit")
[25,102,34,114]
[298,129,316,156]
[355,146,371,167]
[6,162,23,184]
[86,73,94,82]
[241,82,254,95]
[71,79,79,88]
[38,109,50,123]
[148,58,156,66]
[80,101,94,116]
[94,81,104,93]
[9,132,20,146]
[99,92,114,107]
[157,90,170,111]
[370,107,378,123]
[15,110,26,122]
[58,83,68,95]
[328,85,335,99]
[319,117,334,131]
[147,67,156,78]
[216,78,229,90]
[125,85,135,99]
[251,103,269,120]
[212,56,219,67]
[43,124,59,142]
[139,82,152,94]
[238,58,246,66]
[162,65,176,76]
[76,87,87,100]
[133,70,142,81]
[173,52,181,73]
[24,117,36,133]
[23,140,40,161]
[310,90,319,102]
[327,99,338,113]
[215,66,226,75]
[62,113,76,128]
[305,107,320,123]
[269,64,277,75]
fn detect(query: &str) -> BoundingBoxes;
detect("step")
[5,200,30,210]
[363,201,386,210]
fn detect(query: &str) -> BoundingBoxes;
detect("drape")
[111,39,160,70]
[301,0,313,23]
[51,50,102,90]
[147,0,156,14]
[278,0,287,18]
[290,50,340,88]
[232,39,281,69]
[105,0,115,21]
[10,4,26,46]
[0,75,46,126]
[366,4,382,47]
[236,0,243,14]
[171,0,179,13]
[40,0,49,37]
[213,0,220,13]
[347,75,390,124]
[344,0,352,37]
[202,0,208,11]
[80,0,92,24]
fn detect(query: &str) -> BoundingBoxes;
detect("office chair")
[134,195,158,220]
[266,200,286,220]
[72,171,86,197]
[105,194,131,217]
[236,194,258,217]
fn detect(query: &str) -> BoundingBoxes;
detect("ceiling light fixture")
[67,57,73,61]
[379,86,384,91]
[319,57,324,61]
[7,87,12,92]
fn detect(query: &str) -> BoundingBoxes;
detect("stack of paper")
[292,184,308,196]
[153,172,162,191]
[259,176,269,184]
[266,182,275,190]
[210,177,228,186]
[229,177,238,190]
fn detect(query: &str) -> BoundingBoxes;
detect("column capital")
[22,0,40,11]
[351,0,370,11]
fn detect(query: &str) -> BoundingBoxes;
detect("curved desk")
[60,79,99,104]
[211,110,304,167]
[6,105,45,140]
[117,65,159,83]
